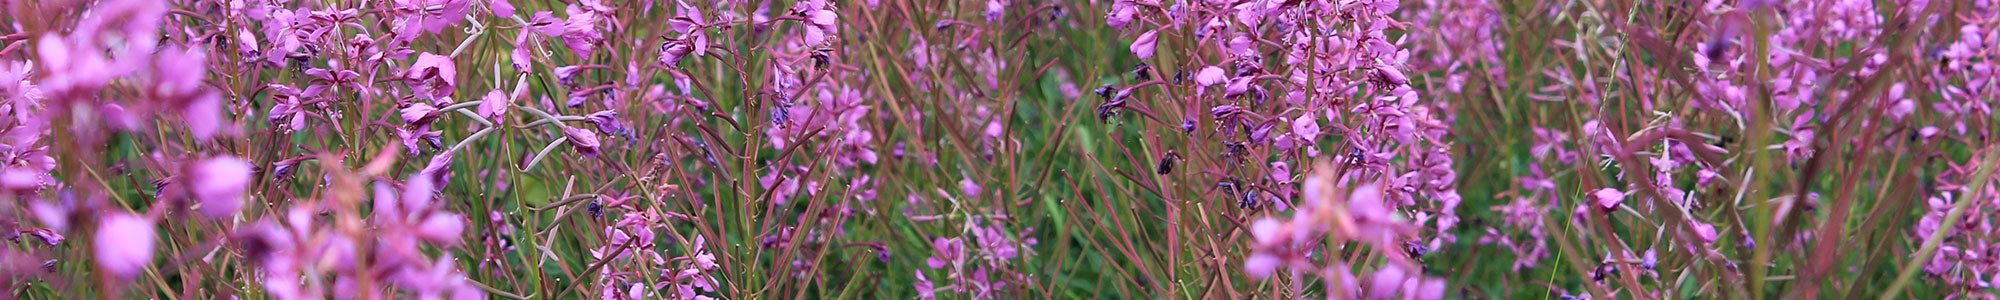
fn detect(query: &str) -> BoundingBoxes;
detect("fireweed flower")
[407,53,458,100]
[1129,29,1159,60]
[190,156,254,219]
[926,237,965,269]
[1592,188,1625,211]
[95,213,155,279]
[794,0,840,46]
[9,0,1989,297]
[564,126,603,157]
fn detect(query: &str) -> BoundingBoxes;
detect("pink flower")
[418,213,466,246]
[1243,218,1289,279]
[489,0,516,16]
[796,0,840,46]
[1106,1,1139,29]
[985,0,1004,22]
[478,89,509,120]
[1130,29,1160,60]
[1592,188,1625,210]
[561,5,606,58]
[407,53,458,100]
[1367,264,1408,299]
[564,127,602,157]
[959,177,982,199]
[925,237,964,269]
[1,168,45,192]
[1690,220,1718,243]
[192,156,254,219]
[184,92,224,140]
[1194,66,1227,87]
[95,213,156,279]
[1346,183,1401,247]
[1292,114,1320,138]
[914,271,937,300]
[401,102,443,127]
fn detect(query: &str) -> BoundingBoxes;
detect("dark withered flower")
[1156,150,1181,175]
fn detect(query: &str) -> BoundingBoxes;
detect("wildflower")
[418,213,466,246]
[1130,29,1159,60]
[561,4,608,57]
[191,156,254,219]
[587,110,630,137]
[959,177,982,199]
[1192,65,1224,89]
[95,213,156,279]
[400,101,444,127]
[478,89,509,120]
[915,271,938,300]
[926,237,964,269]
[407,53,458,100]
[564,127,602,157]
[1690,220,1719,243]
[489,0,516,16]
[1592,188,1625,210]
[985,0,1005,22]
[796,0,840,46]
[1292,114,1320,138]
[1243,218,1295,279]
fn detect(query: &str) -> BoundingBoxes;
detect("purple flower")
[479,89,509,120]
[401,102,444,127]
[407,53,458,100]
[587,110,630,137]
[1690,220,1719,243]
[794,0,840,46]
[1243,218,1291,279]
[95,213,155,279]
[1195,66,1227,91]
[1367,263,1408,299]
[564,127,602,157]
[959,177,982,199]
[489,0,516,16]
[420,152,456,193]
[184,92,225,140]
[1292,115,1320,138]
[1130,29,1160,60]
[418,213,466,246]
[191,156,254,220]
[915,271,937,300]
[972,224,1018,260]
[985,0,1004,22]
[1592,188,1625,210]
[925,237,964,269]
[560,5,607,58]
[1106,0,1139,29]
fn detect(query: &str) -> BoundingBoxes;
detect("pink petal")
[1195,66,1227,87]
[1244,253,1280,279]
[194,156,254,220]
[1593,188,1625,210]
[95,213,156,279]
[1130,29,1159,60]
[419,213,466,246]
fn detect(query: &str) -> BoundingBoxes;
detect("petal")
[1130,29,1159,60]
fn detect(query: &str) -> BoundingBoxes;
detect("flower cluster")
[1410,0,1997,297]
[4,0,1995,298]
